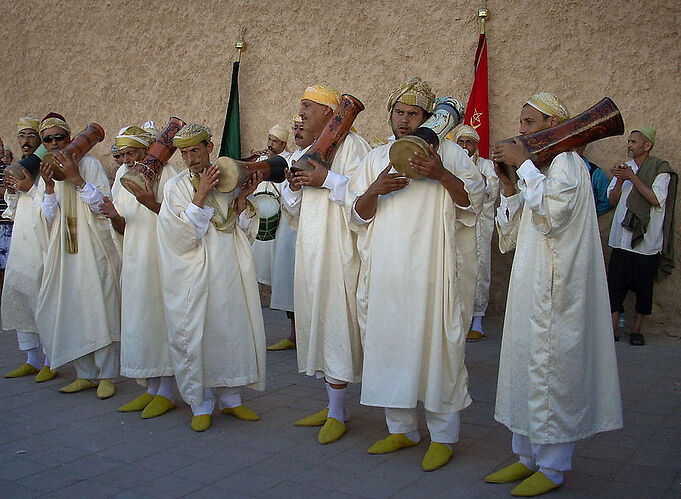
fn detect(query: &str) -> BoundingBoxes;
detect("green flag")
[219,61,241,159]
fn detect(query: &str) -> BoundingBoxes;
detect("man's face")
[390,102,427,139]
[112,151,124,167]
[299,99,333,139]
[518,105,558,135]
[120,147,147,166]
[293,122,314,148]
[626,132,652,159]
[180,141,213,174]
[267,134,286,156]
[41,126,71,152]
[456,136,479,158]
[2,149,13,165]
[17,128,41,157]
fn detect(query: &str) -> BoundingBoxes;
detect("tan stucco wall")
[2,1,679,334]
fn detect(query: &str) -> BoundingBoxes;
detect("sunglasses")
[112,154,122,159]
[42,134,67,144]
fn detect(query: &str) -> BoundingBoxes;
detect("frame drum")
[253,192,280,241]
[388,135,431,179]
[214,156,248,193]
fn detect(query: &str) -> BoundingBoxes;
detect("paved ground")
[0,307,680,498]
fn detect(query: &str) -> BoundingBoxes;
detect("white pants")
[512,433,574,473]
[385,407,460,444]
[191,387,241,416]
[71,343,119,380]
[17,331,40,351]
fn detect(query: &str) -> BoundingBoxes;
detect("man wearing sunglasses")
[35,112,121,400]
[2,117,55,383]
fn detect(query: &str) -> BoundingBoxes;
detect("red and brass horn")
[120,117,186,194]
[497,97,624,178]
[290,94,365,173]
[44,123,106,181]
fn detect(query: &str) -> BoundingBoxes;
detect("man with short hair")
[607,127,676,346]
[348,78,484,471]
[157,124,266,432]
[35,112,121,399]
[454,125,499,341]
[268,116,310,351]
[99,125,178,418]
[2,117,54,382]
[281,85,370,444]
[487,93,622,496]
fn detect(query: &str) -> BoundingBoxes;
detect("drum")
[214,155,287,193]
[253,192,280,241]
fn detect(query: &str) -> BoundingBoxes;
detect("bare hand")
[491,139,529,168]
[51,150,83,186]
[99,196,119,218]
[40,162,55,194]
[369,163,410,195]
[128,178,160,213]
[193,164,220,207]
[239,171,263,199]
[6,170,34,193]
[409,144,447,180]
[611,163,635,181]
[292,158,328,188]
[285,167,300,191]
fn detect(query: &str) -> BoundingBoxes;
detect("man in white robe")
[281,85,370,444]
[98,125,178,418]
[251,124,291,286]
[268,116,311,351]
[348,78,484,471]
[486,93,622,496]
[157,124,266,432]
[35,113,121,400]
[2,116,55,382]
[453,125,499,341]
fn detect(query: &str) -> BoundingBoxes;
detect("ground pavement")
[0,308,679,498]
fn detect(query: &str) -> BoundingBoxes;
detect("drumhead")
[254,192,281,241]
[215,156,241,193]
[388,135,430,179]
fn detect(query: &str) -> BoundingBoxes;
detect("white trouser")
[512,433,575,473]
[385,407,460,444]
[17,331,40,351]
[71,343,119,380]
[191,387,241,416]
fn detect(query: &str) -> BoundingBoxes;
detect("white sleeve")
[184,202,214,239]
[41,192,58,225]
[322,170,349,205]
[77,182,105,214]
[281,184,302,216]
[651,173,671,211]
[496,192,522,227]
[237,208,253,232]
[516,159,546,216]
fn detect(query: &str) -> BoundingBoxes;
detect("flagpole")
[478,3,489,34]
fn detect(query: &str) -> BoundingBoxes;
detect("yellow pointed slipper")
[422,442,453,471]
[118,392,154,412]
[511,471,561,497]
[267,338,296,351]
[485,462,534,483]
[294,408,328,427]
[318,417,346,444]
[368,433,419,454]
[142,394,176,419]
[222,405,260,421]
[191,414,212,432]
[97,379,115,399]
[466,329,485,342]
[34,366,57,383]
[60,378,97,393]
[4,363,40,378]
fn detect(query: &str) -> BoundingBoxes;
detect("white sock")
[519,456,536,471]
[326,383,347,423]
[26,348,40,369]
[472,316,484,334]
[156,376,176,402]
[191,388,215,416]
[43,350,51,368]
[219,387,241,409]
[539,467,563,485]
[146,377,160,396]
[405,431,421,443]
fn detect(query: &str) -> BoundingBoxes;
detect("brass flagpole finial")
[478,3,489,34]
[235,27,246,62]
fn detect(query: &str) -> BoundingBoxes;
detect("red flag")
[463,34,489,158]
